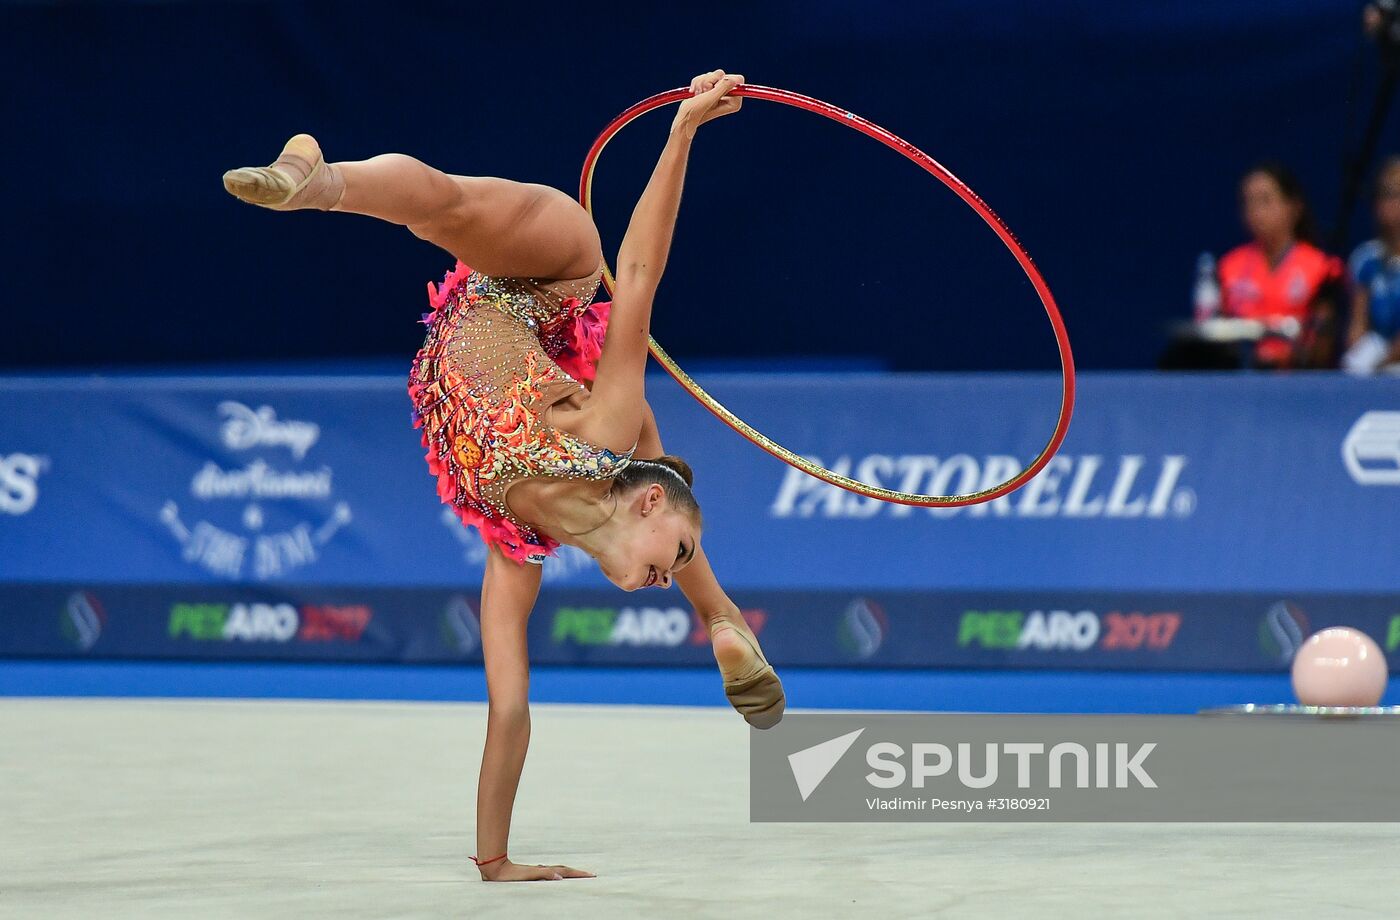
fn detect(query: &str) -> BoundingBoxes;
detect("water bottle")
[1193,252,1220,322]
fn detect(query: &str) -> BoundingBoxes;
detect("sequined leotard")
[408,261,633,564]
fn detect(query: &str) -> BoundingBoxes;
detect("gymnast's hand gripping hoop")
[579,84,1075,506]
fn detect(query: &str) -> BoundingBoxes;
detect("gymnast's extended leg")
[223,135,602,281]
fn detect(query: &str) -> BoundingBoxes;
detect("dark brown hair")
[614,454,701,523]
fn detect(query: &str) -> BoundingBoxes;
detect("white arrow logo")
[788,729,865,801]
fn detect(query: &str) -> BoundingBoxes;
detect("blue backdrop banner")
[2,372,1397,670]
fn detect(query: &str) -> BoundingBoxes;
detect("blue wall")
[3,1,1396,371]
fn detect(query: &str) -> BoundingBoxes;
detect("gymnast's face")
[597,484,700,591]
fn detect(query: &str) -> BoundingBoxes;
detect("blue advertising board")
[2,372,1398,670]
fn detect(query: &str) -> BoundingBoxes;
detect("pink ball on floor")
[1291,627,1389,707]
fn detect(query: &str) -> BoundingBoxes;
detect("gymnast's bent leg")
[636,402,785,728]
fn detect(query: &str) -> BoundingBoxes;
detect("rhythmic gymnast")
[223,69,782,881]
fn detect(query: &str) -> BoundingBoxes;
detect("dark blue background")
[3,1,1394,371]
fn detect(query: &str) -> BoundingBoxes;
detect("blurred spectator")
[1363,1,1400,47]
[1342,155,1400,374]
[1216,162,1344,368]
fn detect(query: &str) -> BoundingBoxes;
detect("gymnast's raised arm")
[579,71,744,451]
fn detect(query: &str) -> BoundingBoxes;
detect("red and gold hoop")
[579,84,1074,506]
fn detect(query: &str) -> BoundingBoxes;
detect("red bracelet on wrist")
[470,853,507,867]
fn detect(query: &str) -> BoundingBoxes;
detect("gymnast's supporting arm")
[472,545,592,882]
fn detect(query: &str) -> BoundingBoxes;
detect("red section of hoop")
[579,85,1075,506]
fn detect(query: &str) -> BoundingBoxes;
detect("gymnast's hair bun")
[652,454,695,487]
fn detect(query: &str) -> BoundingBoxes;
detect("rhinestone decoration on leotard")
[407,263,630,563]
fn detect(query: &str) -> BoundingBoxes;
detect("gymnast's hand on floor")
[673,70,745,134]
[478,858,595,882]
